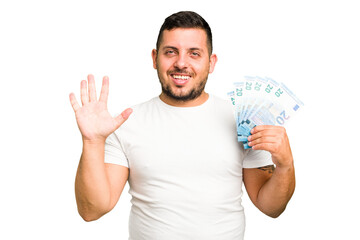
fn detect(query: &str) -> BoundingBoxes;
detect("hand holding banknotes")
[69,74,132,142]
[248,125,293,168]
[228,76,300,217]
[227,76,302,167]
[227,76,303,150]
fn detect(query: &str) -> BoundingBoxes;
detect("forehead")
[160,28,208,50]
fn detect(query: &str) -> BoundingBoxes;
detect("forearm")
[256,163,295,218]
[75,140,111,221]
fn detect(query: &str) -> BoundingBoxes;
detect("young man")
[69,11,295,240]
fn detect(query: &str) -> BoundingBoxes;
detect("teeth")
[173,75,190,80]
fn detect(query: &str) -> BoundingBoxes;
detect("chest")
[124,111,244,183]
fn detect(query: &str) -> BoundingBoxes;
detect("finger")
[248,129,278,141]
[251,142,276,152]
[87,74,97,102]
[80,80,88,105]
[248,136,278,147]
[69,93,81,112]
[99,76,109,103]
[114,108,133,129]
[251,125,284,134]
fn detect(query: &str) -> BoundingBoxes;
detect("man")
[69,11,295,240]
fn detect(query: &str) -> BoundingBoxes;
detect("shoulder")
[209,94,234,119]
[210,94,233,110]
[131,97,158,111]
[115,97,161,132]
[126,97,161,119]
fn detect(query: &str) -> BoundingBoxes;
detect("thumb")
[114,108,133,128]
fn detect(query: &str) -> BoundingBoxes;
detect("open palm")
[69,74,132,142]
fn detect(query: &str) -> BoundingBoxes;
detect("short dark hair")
[156,11,213,55]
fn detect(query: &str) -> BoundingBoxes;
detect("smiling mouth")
[170,74,191,85]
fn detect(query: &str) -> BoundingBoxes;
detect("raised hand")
[69,74,132,142]
[247,125,293,168]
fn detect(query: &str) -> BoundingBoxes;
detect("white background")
[1,0,359,239]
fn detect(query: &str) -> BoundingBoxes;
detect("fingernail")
[248,136,251,141]
[121,108,133,119]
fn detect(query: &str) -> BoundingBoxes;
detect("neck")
[159,92,209,107]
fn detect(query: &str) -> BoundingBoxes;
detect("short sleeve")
[104,132,129,168]
[242,149,273,168]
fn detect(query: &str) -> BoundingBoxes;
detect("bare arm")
[70,74,132,221]
[244,126,295,218]
[243,164,295,218]
[74,141,129,221]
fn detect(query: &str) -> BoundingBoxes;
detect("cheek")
[194,62,210,75]
[157,58,173,73]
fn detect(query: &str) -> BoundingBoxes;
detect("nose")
[174,52,188,69]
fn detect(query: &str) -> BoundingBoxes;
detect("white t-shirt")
[105,95,272,240]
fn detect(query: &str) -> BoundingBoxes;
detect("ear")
[209,54,218,74]
[151,49,157,69]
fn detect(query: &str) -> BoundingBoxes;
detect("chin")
[164,87,202,101]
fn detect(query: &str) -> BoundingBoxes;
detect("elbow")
[262,206,286,218]
[77,204,109,222]
[266,211,283,219]
[79,212,100,222]
[81,215,95,222]
[75,196,112,222]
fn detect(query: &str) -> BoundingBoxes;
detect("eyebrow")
[162,45,204,52]
[162,46,178,51]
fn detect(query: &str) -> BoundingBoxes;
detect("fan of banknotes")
[227,76,304,149]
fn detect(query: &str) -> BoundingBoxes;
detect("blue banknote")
[227,76,304,149]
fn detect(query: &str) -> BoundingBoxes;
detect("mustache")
[168,68,194,77]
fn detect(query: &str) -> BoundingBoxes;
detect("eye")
[191,52,200,57]
[165,50,176,55]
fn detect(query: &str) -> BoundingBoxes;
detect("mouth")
[170,74,191,86]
